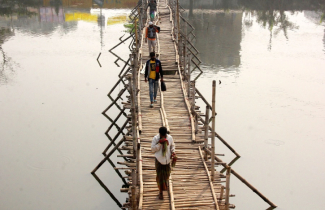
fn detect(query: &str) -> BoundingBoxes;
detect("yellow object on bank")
[149,60,156,79]
[65,13,97,22]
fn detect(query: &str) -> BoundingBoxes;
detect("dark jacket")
[145,59,163,81]
[148,0,157,10]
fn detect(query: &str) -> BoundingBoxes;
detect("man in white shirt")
[151,127,175,200]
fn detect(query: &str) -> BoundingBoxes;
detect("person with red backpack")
[145,52,163,108]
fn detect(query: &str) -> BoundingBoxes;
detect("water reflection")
[182,0,325,14]
[182,1,325,209]
[0,1,39,84]
[46,0,137,9]
[184,11,242,70]
[0,0,136,32]
[182,0,325,69]
[0,0,133,84]
[0,28,15,84]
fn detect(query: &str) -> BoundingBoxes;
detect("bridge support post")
[135,18,138,49]
[182,39,186,72]
[131,168,137,209]
[130,53,138,187]
[192,80,195,112]
[136,137,140,192]
[225,167,231,210]
[187,54,191,97]
[219,185,224,203]
[176,0,180,43]
[211,80,216,181]
[204,105,210,161]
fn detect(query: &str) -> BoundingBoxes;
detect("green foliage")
[124,22,135,33]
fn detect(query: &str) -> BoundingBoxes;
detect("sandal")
[158,192,163,200]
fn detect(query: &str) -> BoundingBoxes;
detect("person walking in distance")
[148,0,157,21]
[145,22,159,54]
[151,127,176,200]
[145,52,163,108]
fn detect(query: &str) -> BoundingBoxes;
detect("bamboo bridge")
[91,0,277,209]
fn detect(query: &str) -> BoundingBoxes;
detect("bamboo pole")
[225,167,231,210]
[135,18,138,50]
[211,80,216,181]
[195,87,213,111]
[102,119,129,155]
[109,34,133,53]
[137,9,147,134]
[196,112,240,158]
[180,14,195,30]
[192,80,195,114]
[183,40,186,73]
[137,64,142,133]
[159,81,170,133]
[169,175,175,210]
[136,131,141,188]
[203,148,277,209]
[130,54,137,168]
[133,52,138,105]
[184,23,187,76]
[92,173,122,208]
[187,55,191,99]
[176,0,180,43]
[91,137,125,174]
[204,105,209,161]
[138,144,143,209]
[104,107,126,137]
[219,185,224,201]
[198,146,220,210]
[131,170,136,209]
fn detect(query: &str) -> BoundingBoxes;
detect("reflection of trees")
[0,1,42,84]
[274,11,298,38]
[0,0,41,17]
[242,0,325,29]
[245,1,299,49]
[49,0,63,16]
[0,0,78,36]
[187,11,242,68]
[182,0,240,10]
[243,11,253,27]
[183,0,325,12]
[0,28,15,84]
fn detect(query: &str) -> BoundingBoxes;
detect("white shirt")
[151,134,175,165]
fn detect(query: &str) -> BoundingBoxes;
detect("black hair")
[159,127,167,136]
[150,52,155,57]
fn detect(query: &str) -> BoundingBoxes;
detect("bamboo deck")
[138,0,225,209]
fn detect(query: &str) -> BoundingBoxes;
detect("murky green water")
[0,0,324,210]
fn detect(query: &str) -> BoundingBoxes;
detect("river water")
[0,1,324,210]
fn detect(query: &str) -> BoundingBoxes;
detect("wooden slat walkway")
[138,0,225,209]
